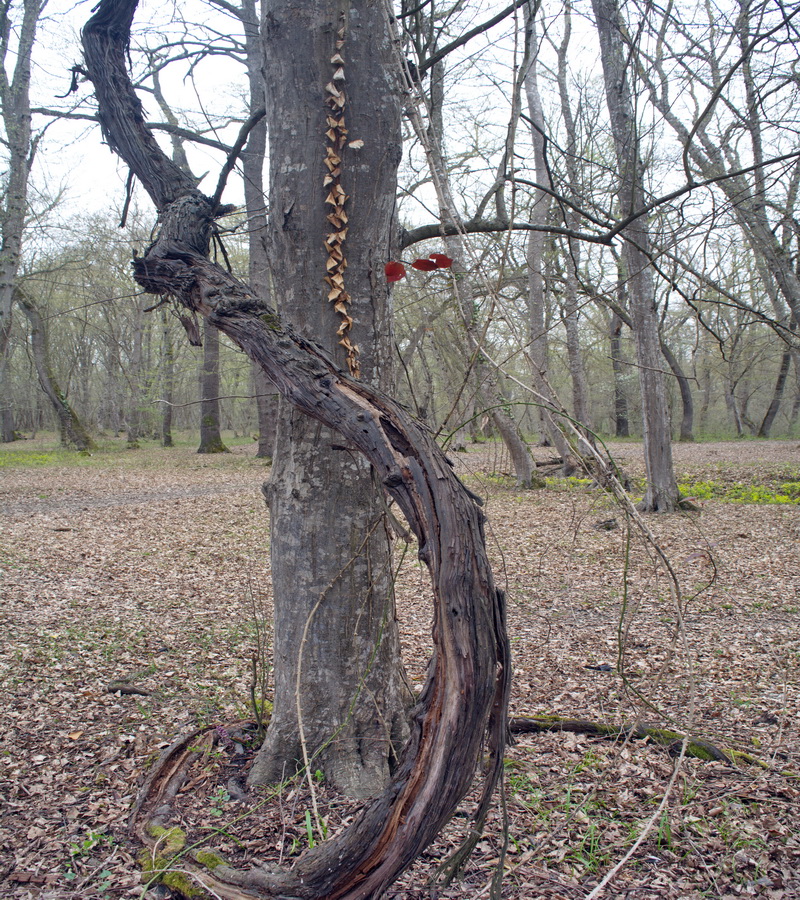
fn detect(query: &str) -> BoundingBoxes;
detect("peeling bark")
[81,1,509,896]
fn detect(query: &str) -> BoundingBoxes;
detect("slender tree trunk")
[609,308,630,437]
[524,14,577,472]
[0,0,40,442]
[758,347,792,437]
[660,340,694,442]
[248,0,411,797]
[160,308,174,446]
[253,366,277,459]
[232,0,277,459]
[423,60,537,487]
[197,319,228,453]
[126,297,145,447]
[554,1,592,434]
[592,0,680,510]
[18,292,95,450]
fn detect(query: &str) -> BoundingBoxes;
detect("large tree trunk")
[592,0,681,511]
[247,0,411,798]
[18,292,95,451]
[82,1,510,894]
[198,319,228,453]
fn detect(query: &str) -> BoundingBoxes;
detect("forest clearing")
[1,436,798,899]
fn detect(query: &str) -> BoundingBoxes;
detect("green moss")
[139,844,206,898]
[194,849,226,870]
[146,824,187,854]
[161,870,204,897]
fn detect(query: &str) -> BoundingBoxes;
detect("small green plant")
[657,809,673,849]
[209,786,230,816]
[65,830,114,886]
[568,820,610,874]
[304,809,316,849]
[69,829,112,859]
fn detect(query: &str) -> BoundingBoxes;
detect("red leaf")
[385,261,406,282]
[411,258,438,271]
[429,253,453,268]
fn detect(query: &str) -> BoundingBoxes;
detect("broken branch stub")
[82,1,510,897]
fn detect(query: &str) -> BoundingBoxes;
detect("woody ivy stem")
[322,14,361,379]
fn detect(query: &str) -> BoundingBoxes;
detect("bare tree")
[0,0,43,442]
[591,0,681,510]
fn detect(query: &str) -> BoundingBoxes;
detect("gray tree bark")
[592,0,681,511]
[248,0,411,798]
[608,307,630,437]
[213,0,278,459]
[758,346,792,437]
[660,340,694,442]
[126,296,145,447]
[553,2,592,435]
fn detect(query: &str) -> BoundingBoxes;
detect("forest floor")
[1,436,799,900]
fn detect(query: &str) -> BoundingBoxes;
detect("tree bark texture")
[592,0,680,511]
[758,346,792,437]
[126,296,145,446]
[249,0,411,798]
[82,1,509,893]
[224,0,276,460]
[660,339,694,442]
[553,2,592,434]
